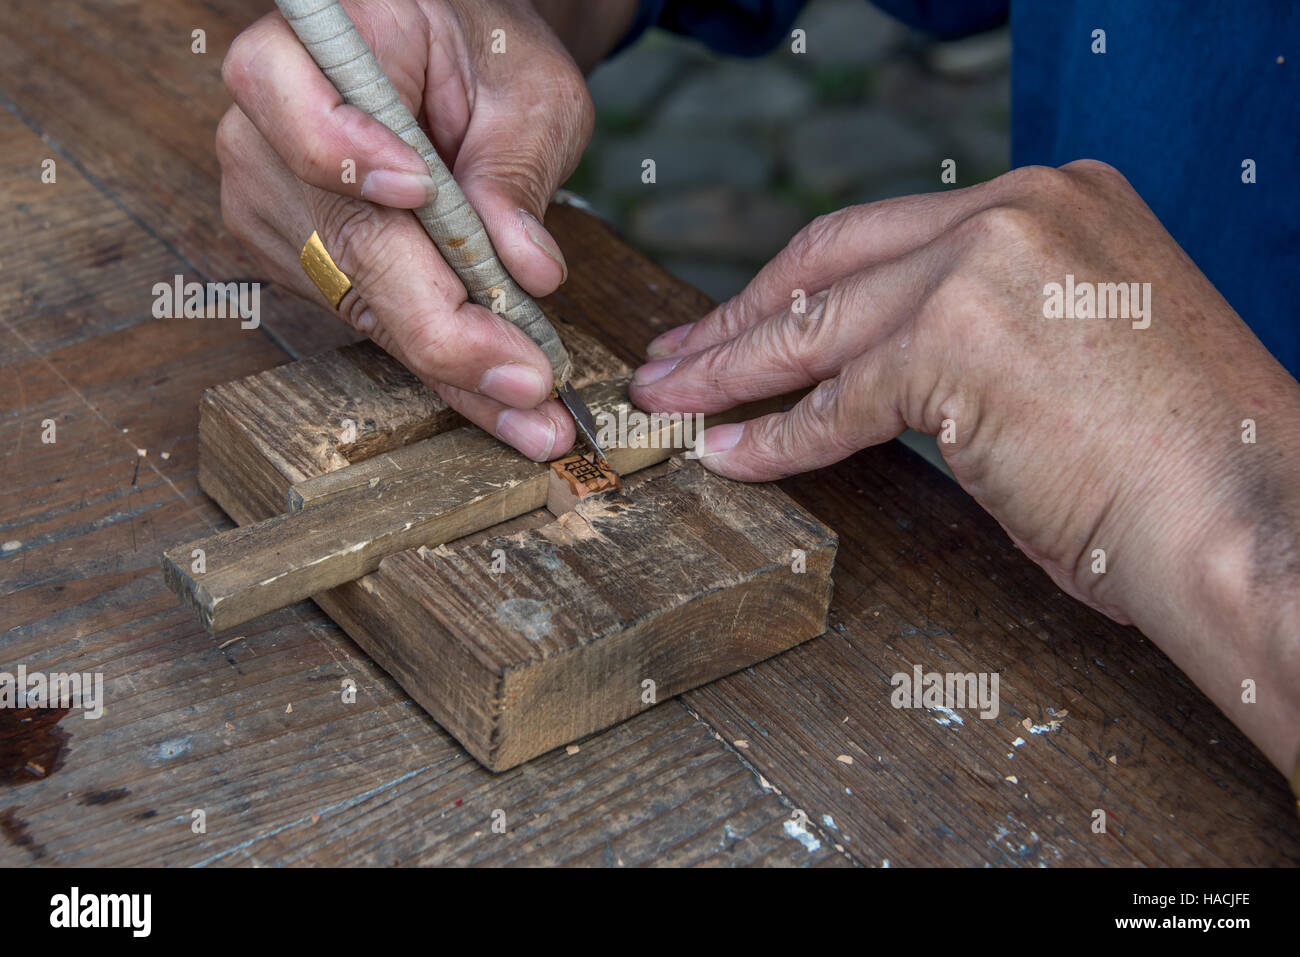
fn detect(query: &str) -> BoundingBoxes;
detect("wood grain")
[168,371,782,632]
[361,462,835,769]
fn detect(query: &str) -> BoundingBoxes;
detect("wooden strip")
[169,370,792,634]
[162,432,545,632]
[286,376,785,509]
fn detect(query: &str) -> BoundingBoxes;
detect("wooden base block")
[175,205,838,771]
[369,463,834,769]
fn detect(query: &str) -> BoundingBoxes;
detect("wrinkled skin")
[631,162,1300,770]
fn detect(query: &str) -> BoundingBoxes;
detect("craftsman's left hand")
[629,161,1300,773]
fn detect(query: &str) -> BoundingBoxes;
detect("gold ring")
[300,230,352,308]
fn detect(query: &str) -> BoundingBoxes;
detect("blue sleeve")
[613,0,1007,58]
[613,0,809,58]
[1011,0,1299,377]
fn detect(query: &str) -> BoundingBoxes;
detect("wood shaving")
[836,754,853,765]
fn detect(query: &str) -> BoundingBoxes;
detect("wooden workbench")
[1,0,1297,867]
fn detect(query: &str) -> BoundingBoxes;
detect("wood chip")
[565,744,580,755]
[285,703,292,713]
[733,739,749,749]
[836,754,853,765]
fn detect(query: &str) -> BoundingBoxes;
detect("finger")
[631,254,927,416]
[645,182,995,359]
[308,188,556,408]
[222,11,437,209]
[436,384,576,462]
[691,346,908,483]
[217,106,325,298]
[452,70,592,297]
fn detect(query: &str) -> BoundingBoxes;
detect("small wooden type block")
[547,453,622,515]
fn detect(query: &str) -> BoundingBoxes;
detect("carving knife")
[273,0,608,465]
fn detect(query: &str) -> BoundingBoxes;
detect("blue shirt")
[620,1,1299,377]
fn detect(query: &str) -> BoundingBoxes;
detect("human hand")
[217,0,595,460]
[631,162,1300,771]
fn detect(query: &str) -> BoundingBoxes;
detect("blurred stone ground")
[568,0,1011,303]
[565,0,1011,475]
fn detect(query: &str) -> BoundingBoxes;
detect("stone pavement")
[571,0,1011,304]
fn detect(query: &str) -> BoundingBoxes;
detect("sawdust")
[538,507,611,547]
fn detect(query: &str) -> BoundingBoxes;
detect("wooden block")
[162,429,547,632]
[547,453,622,515]
[164,220,838,769]
[370,462,836,769]
[165,376,784,632]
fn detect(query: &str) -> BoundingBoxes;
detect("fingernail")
[497,408,557,461]
[694,422,744,459]
[633,357,680,387]
[361,170,438,208]
[478,362,550,407]
[646,323,694,359]
[520,209,568,284]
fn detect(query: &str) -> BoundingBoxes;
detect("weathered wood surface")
[0,104,843,866]
[302,461,835,770]
[177,297,835,768]
[2,0,1298,866]
[165,373,775,632]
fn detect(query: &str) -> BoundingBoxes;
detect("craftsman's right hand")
[217,0,594,460]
